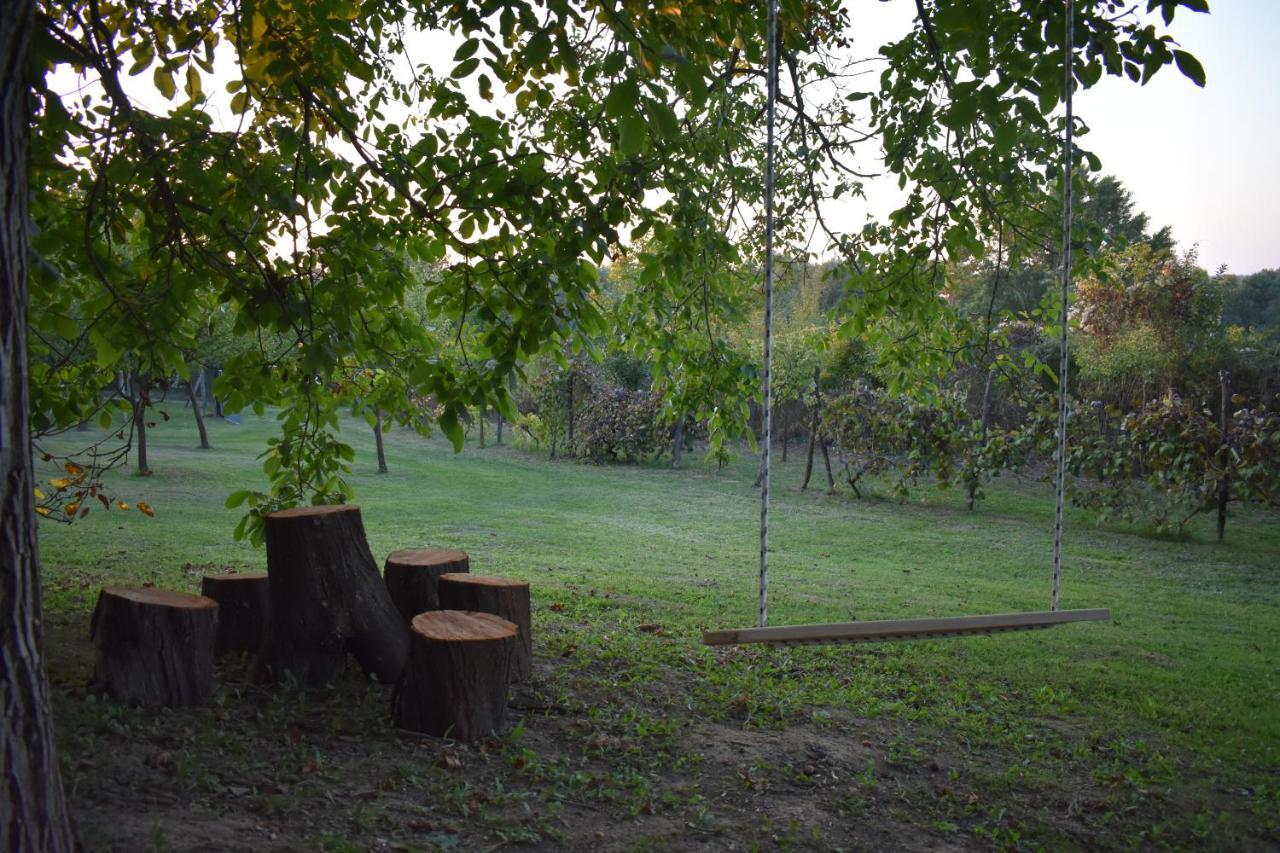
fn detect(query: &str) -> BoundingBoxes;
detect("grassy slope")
[37,409,1280,846]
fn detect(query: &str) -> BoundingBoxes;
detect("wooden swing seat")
[703,608,1110,646]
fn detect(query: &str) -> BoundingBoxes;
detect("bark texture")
[1,0,76,843]
[383,548,469,621]
[438,574,531,681]
[392,611,516,741]
[200,572,269,654]
[89,588,219,707]
[256,505,409,686]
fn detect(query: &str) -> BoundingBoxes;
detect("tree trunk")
[780,407,788,463]
[186,365,210,449]
[373,410,388,474]
[392,611,516,741]
[1,2,76,840]
[801,369,821,490]
[478,408,486,448]
[438,574,532,682]
[383,548,470,621]
[1217,370,1230,543]
[970,368,995,511]
[496,417,503,445]
[821,439,835,493]
[565,371,575,452]
[200,572,269,654]
[89,587,218,706]
[130,371,150,474]
[672,419,684,469]
[255,505,409,686]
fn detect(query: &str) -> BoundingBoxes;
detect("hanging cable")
[759,0,779,628]
[1052,0,1075,612]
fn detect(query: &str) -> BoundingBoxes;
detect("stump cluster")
[87,503,533,742]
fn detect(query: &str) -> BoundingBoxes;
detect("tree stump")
[383,548,470,621]
[255,505,409,687]
[392,610,516,741]
[89,587,219,706]
[200,572,269,654]
[438,574,532,681]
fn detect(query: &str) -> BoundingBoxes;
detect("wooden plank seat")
[703,608,1111,647]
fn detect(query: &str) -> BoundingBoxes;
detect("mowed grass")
[37,407,1280,845]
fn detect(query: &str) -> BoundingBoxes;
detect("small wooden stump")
[393,610,516,741]
[438,574,531,681]
[256,505,409,686]
[89,587,219,707]
[200,572,269,654]
[383,548,469,621]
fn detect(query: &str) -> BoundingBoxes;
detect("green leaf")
[452,58,480,79]
[454,38,479,62]
[1172,50,1205,87]
[617,114,646,156]
[225,490,253,508]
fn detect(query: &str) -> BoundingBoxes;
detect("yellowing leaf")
[153,65,176,100]
[657,5,682,16]
[137,501,155,517]
[64,462,84,475]
[65,501,79,516]
[185,66,202,99]
[36,506,52,517]
[251,14,268,39]
[117,501,131,511]
[49,477,71,489]
[33,487,45,500]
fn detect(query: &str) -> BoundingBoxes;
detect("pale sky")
[842,0,1279,275]
[1081,0,1280,274]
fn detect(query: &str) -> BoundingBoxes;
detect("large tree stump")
[392,611,516,741]
[89,587,219,706]
[255,505,409,686]
[383,548,470,620]
[200,572,269,654]
[438,574,532,681]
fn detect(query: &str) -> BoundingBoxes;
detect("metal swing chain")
[1052,0,1075,612]
[759,0,779,628]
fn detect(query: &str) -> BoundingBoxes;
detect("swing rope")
[758,0,778,628]
[1051,0,1075,612]
[732,0,1095,645]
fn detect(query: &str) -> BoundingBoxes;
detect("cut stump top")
[266,504,359,521]
[386,548,468,568]
[411,610,517,642]
[102,587,218,609]
[439,573,527,589]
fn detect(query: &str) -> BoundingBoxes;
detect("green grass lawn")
[36,408,1280,849]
